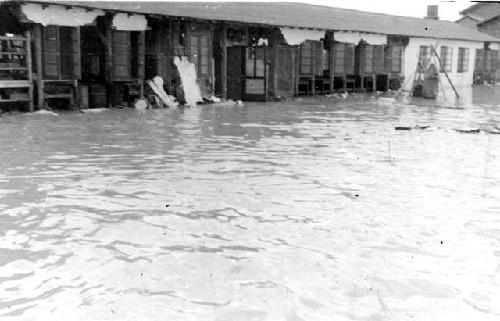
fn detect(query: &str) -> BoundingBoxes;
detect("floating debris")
[454,128,481,134]
[173,56,203,107]
[147,76,178,108]
[484,128,500,135]
[395,125,430,131]
[33,109,58,116]
[80,108,109,113]
[207,95,222,103]
[134,98,149,111]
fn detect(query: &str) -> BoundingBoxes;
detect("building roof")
[459,2,500,25]
[17,1,500,42]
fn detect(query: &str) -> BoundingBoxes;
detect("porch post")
[221,24,228,99]
[138,30,146,97]
[104,14,113,107]
[329,43,334,93]
[32,24,44,110]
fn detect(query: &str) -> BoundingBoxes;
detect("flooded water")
[1,86,500,321]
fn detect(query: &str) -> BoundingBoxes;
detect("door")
[245,46,267,101]
[227,46,245,100]
[189,31,212,96]
[275,45,296,98]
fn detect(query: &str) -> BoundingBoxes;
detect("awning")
[112,13,148,31]
[281,27,325,45]
[334,31,387,45]
[21,3,104,27]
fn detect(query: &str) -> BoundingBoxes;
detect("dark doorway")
[227,46,245,101]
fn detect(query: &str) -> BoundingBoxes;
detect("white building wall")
[403,37,484,93]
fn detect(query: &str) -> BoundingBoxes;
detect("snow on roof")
[15,1,500,42]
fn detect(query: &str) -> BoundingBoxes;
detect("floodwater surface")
[1,87,500,321]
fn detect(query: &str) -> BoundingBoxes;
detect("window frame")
[439,46,453,73]
[457,47,470,73]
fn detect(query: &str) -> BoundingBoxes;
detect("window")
[42,25,80,80]
[439,46,453,73]
[457,48,470,73]
[485,50,498,72]
[419,45,430,61]
[189,32,211,77]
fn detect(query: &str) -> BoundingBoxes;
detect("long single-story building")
[0,1,499,111]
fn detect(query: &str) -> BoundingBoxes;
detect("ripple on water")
[1,90,500,320]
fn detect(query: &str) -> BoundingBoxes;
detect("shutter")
[373,45,384,73]
[314,41,323,75]
[345,44,355,74]
[72,27,81,79]
[112,31,131,79]
[42,25,60,79]
[300,41,313,75]
[333,43,345,74]
[364,45,373,74]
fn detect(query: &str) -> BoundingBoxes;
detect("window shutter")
[364,45,373,74]
[314,41,323,75]
[42,25,60,79]
[333,43,345,74]
[345,44,355,74]
[373,45,384,73]
[112,31,131,79]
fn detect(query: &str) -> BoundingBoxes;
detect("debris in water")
[236,100,245,106]
[454,128,481,134]
[80,108,109,113]
[147,76,178,108]
[173,57,203,107]
[395,125,430,131]
[134,98,149,110]
[34,109,58,116]
[207,95,222,103]
[483,128,500,135]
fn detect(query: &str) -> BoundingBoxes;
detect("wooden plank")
[0,67,29,70]
[0,52,28,55]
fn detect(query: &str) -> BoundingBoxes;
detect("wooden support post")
[25,30,34,112]
[273,42,279,99]
[221,24,228,99]
[329,44,334,93]
[295,45,300,96]
[154,23,163,77]
[33,24,43,110]
[138,30,146,97]
[343,75,347,92]
[372,74,376,92]
[104,15,113,107]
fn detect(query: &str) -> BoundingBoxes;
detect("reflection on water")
[1,86,500,320]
